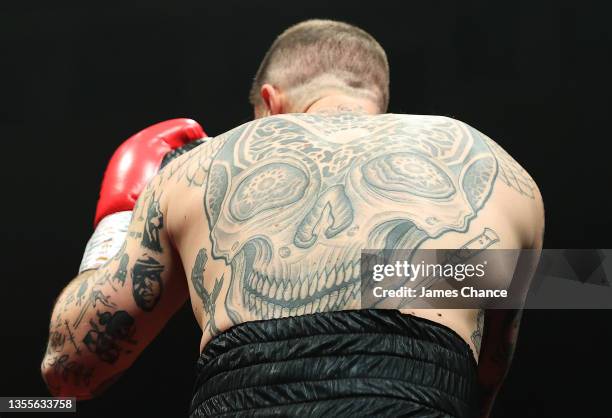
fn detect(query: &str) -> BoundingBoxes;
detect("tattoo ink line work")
[469,126,536,199]
[197,115,502,320]
[131,255,164,311]
[444,228,500,264]
[64,320,81,355]
[191,248,223,336]
[48,331,66,353]
[141,193,164,252]
[62,278,90,309]
[134,182,155,222]
[94,272,112,289]
[113,253,129,286]
[471,309,485,354]
[73,289,116,329]
[83,310,136,364]
[163,135,227,186]
[47,354,94,388]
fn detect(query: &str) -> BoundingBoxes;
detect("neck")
[304,94,379,115]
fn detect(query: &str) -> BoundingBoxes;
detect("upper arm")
[42,173,188,398]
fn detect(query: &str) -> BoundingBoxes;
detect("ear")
[260,84,284,115]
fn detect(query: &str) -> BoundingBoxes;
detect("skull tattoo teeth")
[204,114,497,322]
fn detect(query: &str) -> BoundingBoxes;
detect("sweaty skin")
[41,110,543,403]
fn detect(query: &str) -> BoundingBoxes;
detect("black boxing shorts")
[189,309,480,417]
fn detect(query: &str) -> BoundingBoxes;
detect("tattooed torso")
[164,112,540,358]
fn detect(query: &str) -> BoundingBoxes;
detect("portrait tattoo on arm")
[131,255,164,311]
[44,187,169,394]
[190,248,223,336]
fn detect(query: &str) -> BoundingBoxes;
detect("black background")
[2,1,611,417]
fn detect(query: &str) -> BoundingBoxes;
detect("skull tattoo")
[204,114,497,322]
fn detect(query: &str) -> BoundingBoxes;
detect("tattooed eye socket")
[229,163,308,221]
[361,152,455,199]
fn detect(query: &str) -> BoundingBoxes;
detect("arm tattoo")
[113,253,129,286]
[62,278,89,308]
[198,114,502,320]
[83,310,136,364]
[48,330,66,354]
[44,181,169,393]
[45,354,94,388]
[190,248,223,336]
[141,193,164,252]
[131,255,164,311]
[73,288,116,329]
[64,320,81,354]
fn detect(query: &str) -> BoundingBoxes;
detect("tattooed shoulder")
[459,121,537,199]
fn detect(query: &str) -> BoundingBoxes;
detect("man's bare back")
[41,20,545,416]
[39,109,543,414]
[154,111,544,357]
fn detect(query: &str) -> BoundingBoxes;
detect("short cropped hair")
[249,19,390,112]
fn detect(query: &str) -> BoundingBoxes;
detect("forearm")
[41,227,188,398]
[41,267,123,399]
[41,236,143,399]
[41,206,137,397]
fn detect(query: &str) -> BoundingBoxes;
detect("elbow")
[40,357,97,401]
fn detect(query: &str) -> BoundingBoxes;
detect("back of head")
[249,19,390,115]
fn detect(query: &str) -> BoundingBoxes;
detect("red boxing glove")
[79,118,205,272]
[94,118,205,226]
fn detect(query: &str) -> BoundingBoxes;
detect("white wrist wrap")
[78,211,133,273]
